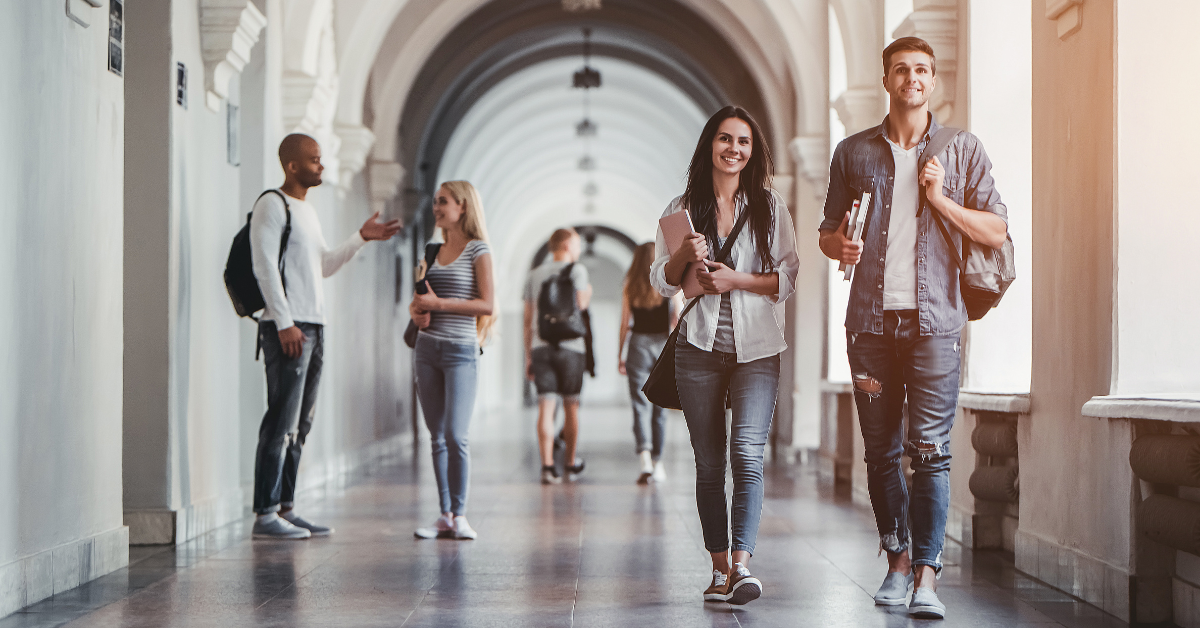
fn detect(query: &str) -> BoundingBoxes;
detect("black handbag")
[919,127,1017,321]
[641,205,752,411]
[403,243,442,349]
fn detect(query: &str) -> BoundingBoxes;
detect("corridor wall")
[122,0,412,548]
[0,2,128,617]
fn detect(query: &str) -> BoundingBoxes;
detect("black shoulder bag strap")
[673,202,755,326]
[258,189,292,294]
[422,242,442,273]
[917,127,966,269]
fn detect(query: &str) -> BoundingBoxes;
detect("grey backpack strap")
[917,127,962,217]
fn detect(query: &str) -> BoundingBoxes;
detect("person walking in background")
[524,228,592,485]
[818,37,1008,620]
[250,133,401,540]
[409,181,495,541]
[617,242,678,484]
[650,106,799,606]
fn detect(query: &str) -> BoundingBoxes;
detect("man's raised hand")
[359,211,402,241]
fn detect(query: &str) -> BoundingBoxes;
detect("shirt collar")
[874,111,940,144]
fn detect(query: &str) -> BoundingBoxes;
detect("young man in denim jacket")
[818,37,1009,619]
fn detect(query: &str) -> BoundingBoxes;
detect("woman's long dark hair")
[682,106,775,270]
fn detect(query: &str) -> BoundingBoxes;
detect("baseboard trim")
[125,431,413,546]
[0,526,128,618]
[1015,529,1130,620]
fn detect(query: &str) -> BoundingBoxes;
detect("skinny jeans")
[414,334,479,516]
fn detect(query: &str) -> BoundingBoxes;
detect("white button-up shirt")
[650,191,799,363]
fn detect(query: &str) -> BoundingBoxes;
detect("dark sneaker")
[909,587,946,619]
[567,458,586,482]
[874,571,914,605]
[724,562,762,605]
[703,570,729,602]
[541,466,562,485]
[252,516,311,540]
[280,513,333,537]
[414,514,455,539]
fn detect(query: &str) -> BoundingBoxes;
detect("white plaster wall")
[0,0,124,566]
[1114,0,1200,394]
[963,0,1032,393]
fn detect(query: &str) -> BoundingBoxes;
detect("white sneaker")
[453,516,477,540]
[651,459,666,483]
[414,514,455,539]
[637,451,654,484]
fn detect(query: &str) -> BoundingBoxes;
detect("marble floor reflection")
[3,404,1131,627]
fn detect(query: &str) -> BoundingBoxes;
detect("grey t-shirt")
[524,260,590,354]
[682,235,737,353]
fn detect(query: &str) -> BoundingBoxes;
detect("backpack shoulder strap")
[256,189,293,295]
[917,127,962,218]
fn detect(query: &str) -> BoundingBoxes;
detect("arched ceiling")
[436,56,708,306]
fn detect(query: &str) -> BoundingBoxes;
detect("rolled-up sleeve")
[650,197,683,298]
[820,141,851,232]
[963,135,1008,226]
[769,192,799,304]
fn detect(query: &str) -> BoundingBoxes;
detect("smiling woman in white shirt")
[649,106,799,607]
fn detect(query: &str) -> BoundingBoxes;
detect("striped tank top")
[422,239,490,345]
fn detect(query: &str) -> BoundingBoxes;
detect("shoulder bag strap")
[916,128,967,269]
[674,200,755,324]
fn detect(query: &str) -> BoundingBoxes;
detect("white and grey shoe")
[637,451,654,484]
[453,516,477,540]
[541,466,562,485]
[280,512,333,537]
[873,571,914,605]
[252,514,311,540]
[414,514,455,539]
[651,459,666,483]
[909,587,946,619]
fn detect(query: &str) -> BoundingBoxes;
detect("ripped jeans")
[847,310,960,572]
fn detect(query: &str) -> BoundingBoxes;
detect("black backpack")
[537,263,586,345]
[224,190,291,319]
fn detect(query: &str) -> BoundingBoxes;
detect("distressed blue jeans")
[676,340,779,555]
[414,335,478,516]
[847,310,960,572]
[254,321,323,514]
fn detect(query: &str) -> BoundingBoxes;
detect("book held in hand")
[659,209,706,299]
[841,191,872,282]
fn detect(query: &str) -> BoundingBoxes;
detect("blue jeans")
[414,335,478,516]
[254,321,323,514]
[675,340,779,555]
[847,310,960,572]
[626,332,667,457]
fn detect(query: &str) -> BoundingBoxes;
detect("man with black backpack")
[247,134,400,539]
[818,38,1010,619]
[524,228,592,485]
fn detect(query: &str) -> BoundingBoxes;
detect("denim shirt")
[820,115,1007,336]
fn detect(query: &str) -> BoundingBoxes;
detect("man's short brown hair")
[549,228,579,252]
[883,37,936,76]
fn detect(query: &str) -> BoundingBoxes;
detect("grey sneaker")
[252,515,311,540]
[541,466,562,485]
[280,512,333,537]
[909,587,946,619]
[874,571,914,606]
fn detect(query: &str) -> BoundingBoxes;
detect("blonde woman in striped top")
[409,180,494,541]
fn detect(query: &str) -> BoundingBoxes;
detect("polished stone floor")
[5,404,1130,627]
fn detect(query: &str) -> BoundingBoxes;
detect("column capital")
[788,136,829,198]
[368,160,405,223]
[199,0,267,112]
